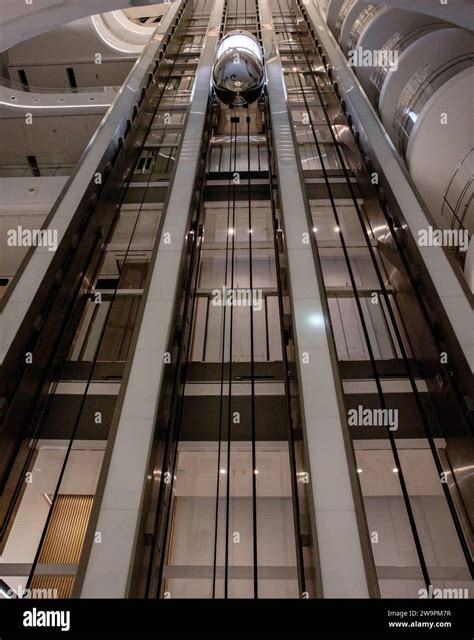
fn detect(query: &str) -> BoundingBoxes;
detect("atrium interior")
[0,0,472,603]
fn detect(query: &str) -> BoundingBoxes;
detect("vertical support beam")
[258,0,371,597]
[78,0,225,598]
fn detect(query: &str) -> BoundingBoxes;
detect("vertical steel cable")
[247,110,259,598]
[224,113,238,598]
[212,85,235,599]
[223,0,243,598]
[211,7,232,596]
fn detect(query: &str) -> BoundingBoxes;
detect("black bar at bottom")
[0,598,471,637]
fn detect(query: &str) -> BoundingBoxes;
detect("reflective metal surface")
[212,30,264,106]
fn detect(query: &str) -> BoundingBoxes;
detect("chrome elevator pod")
[212,30,265,106]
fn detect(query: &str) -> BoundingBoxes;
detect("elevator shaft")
[132,0,313,600]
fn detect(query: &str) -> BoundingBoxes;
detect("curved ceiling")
[345,0,474,30]
[91,10,155,54]
[0,0,169,52]
[0,84,116,116]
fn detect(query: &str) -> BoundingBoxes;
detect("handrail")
[0,163,76,178]
[0,77,121,94]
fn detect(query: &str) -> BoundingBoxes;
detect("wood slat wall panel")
[29,575,75,599]
[30,494,93,598]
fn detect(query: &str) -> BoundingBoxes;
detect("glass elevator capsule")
[212,30,265,106]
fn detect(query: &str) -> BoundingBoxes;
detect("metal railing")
[441,148,474,233]
[0,77,120,94]
[0,163,76,178]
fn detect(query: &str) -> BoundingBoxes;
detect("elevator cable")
[247,107,259,598]
[212,91,235,599]
[222,0,242,599]
[211,4,232,595]
[210,12,231,598]
[224,111,238,598]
